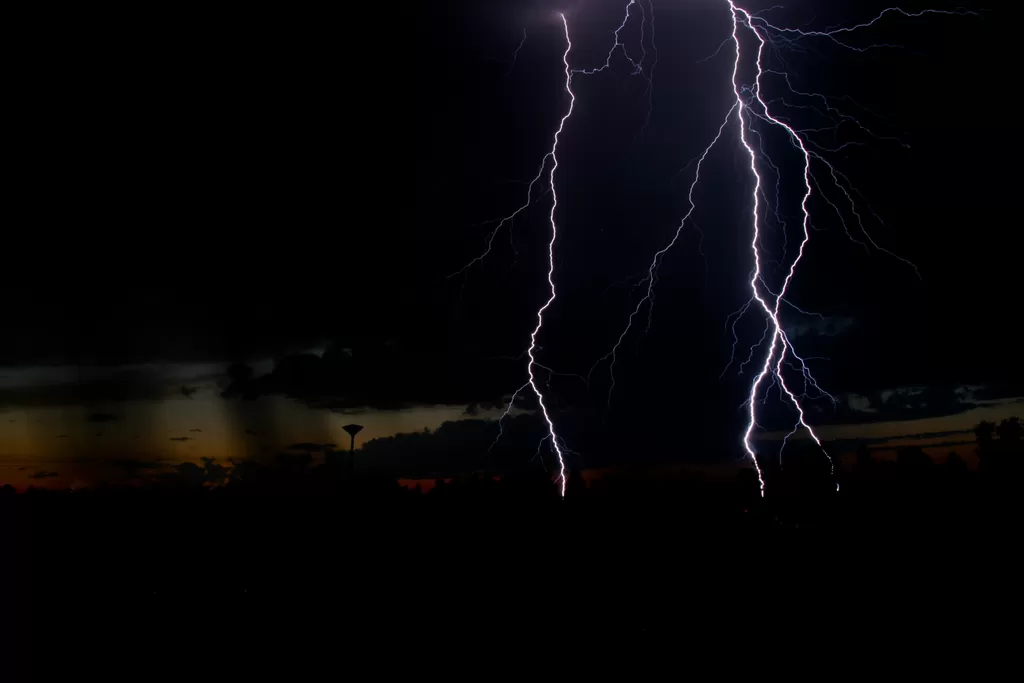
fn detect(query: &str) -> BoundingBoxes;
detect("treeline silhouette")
[4,418,1020,673]
[3,417,1021,527]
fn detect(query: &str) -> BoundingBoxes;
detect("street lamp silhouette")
[343,424,363,475]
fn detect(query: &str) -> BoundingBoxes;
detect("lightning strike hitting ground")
[520,14,577,498]
[464,2,973,498]
[725,0,822,495]
[589,2,970,495]
[722,1,972,494]
[481,6,657,495]
[474,14,579,495]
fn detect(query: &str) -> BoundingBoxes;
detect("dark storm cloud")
[884,428,976,443]
[0,285,342,368]
[221,340,521,412]
[971,381,1024,402]
[809,385,980,426]
[0,378,163,409]
[355,415,548,479]
[786,316,855,339]
[0,365,221,409]
[169,437,193,442]
[821,432,979,454]
[29,471,59,479]
[874,439,977,452]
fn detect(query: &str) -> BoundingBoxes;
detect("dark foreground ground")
[2,467,1021,680]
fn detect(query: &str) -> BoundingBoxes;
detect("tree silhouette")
[996,417,1020,445]
[974,420,996,452]
[944,451,967,474]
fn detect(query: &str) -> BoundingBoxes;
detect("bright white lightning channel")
[489,14,577,498]
[592,2,970,496]
[462,2,972,498]
[726,1,972,495]
[477,6,653,496]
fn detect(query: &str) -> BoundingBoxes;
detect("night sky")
[3,1,1018,489]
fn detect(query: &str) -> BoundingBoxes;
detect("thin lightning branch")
[747,125,788,263]
[779,296,825,319]
[640,0,659,135]
[589,105,736,407]
[636,0,647,71]
[762,69,905,148]
[751,7,978,52]
[810,151,921,277]
[505,28,528,77]
[574,0,647,78]
[698,37,734,64]
[532,435,551,469]
[721,299,754,379]
[533,362,588,388]
[737,320,769,377]
[448,158,551,279]
[487,381,530,454]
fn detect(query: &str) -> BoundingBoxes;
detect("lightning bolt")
[723,2,974,495]
[589,2,971,494]
[482,6,657,494]
[724,0,820,495]
[520,13,577,498]
[479,14,577,496]
[589,105,735,407]
[575,0,648,77]
[465,3,973,498]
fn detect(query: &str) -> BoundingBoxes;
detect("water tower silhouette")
[343,424,363,475]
